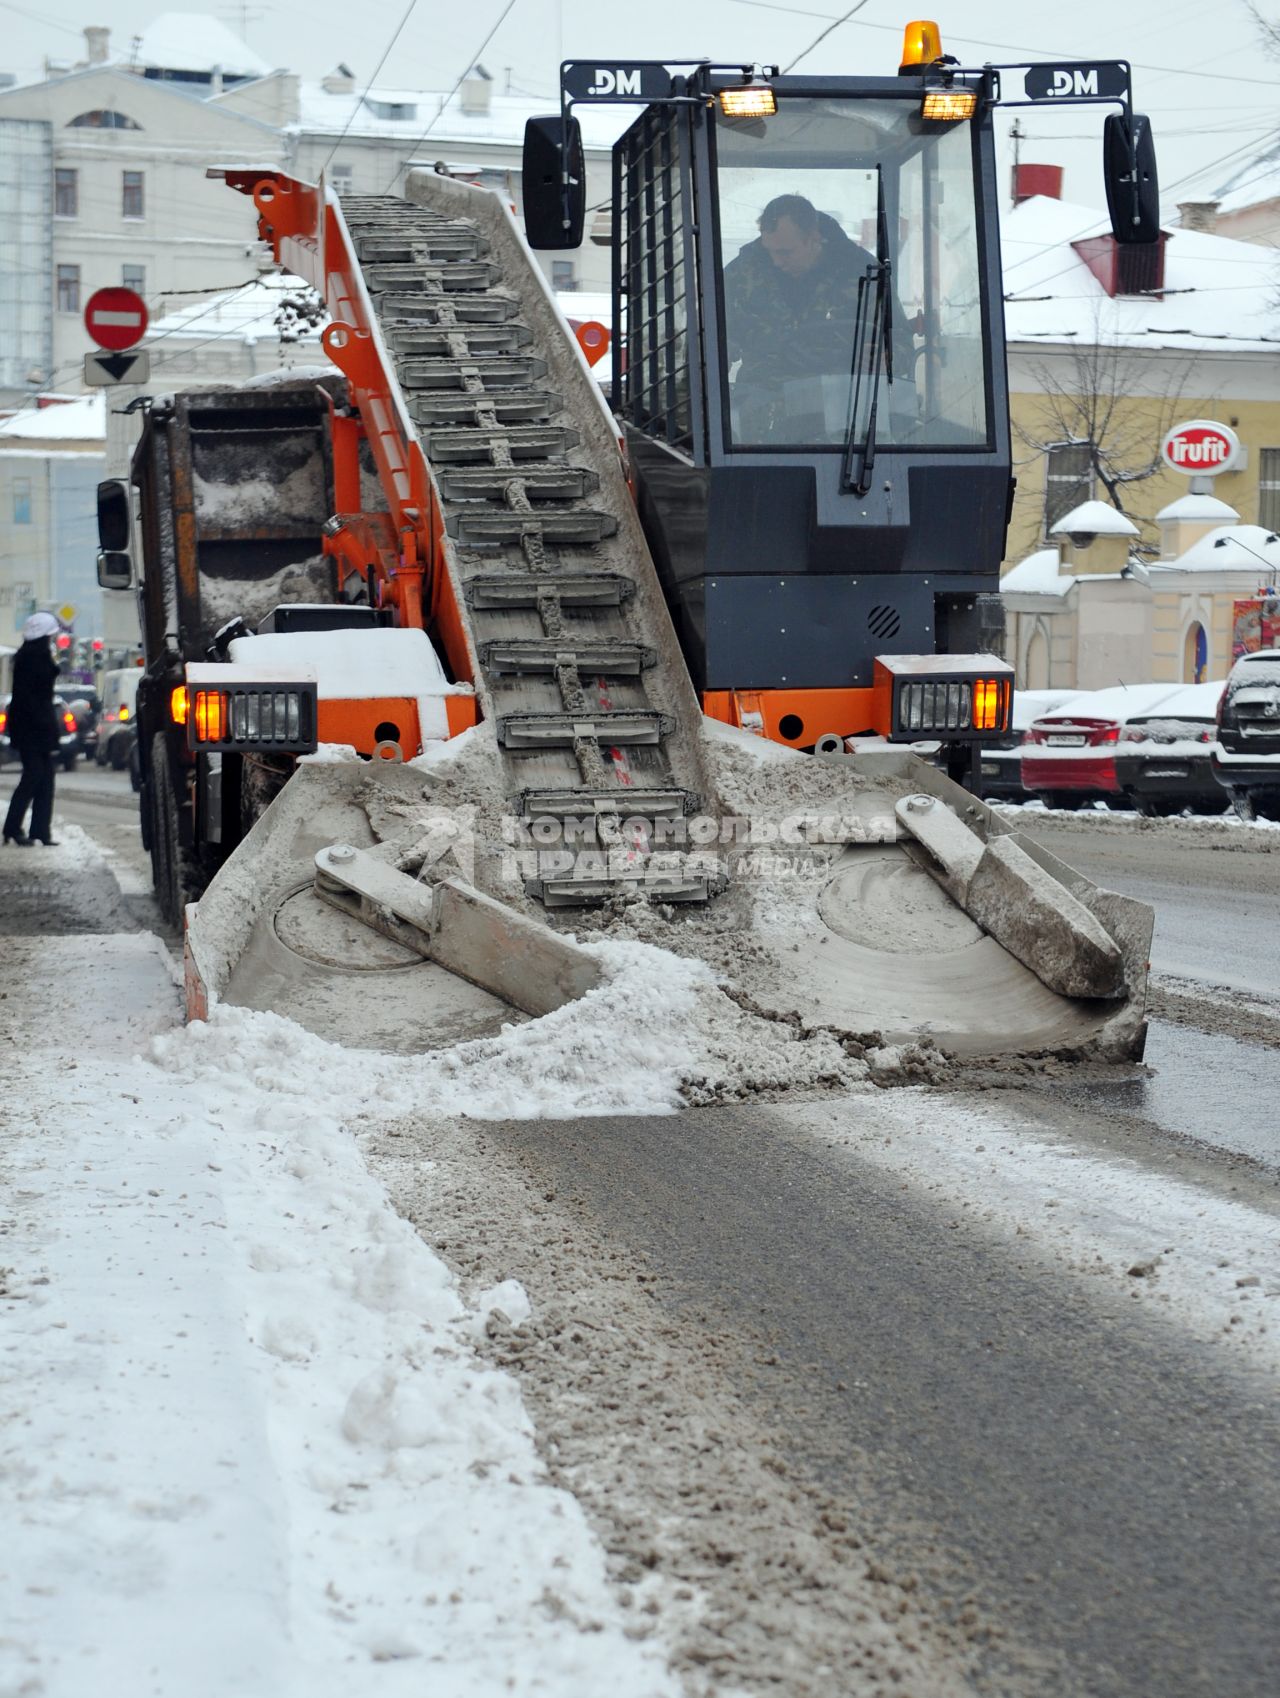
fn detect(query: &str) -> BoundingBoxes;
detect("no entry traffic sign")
[83,286,148,352]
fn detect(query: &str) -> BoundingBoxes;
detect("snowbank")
[0,914,679,1696]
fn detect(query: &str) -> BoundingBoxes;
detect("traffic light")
[91,638,104,655]
[55,633,72,651]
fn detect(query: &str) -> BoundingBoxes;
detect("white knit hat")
[22,611,60,642]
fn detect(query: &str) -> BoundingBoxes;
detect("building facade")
[0,395,106,645]
[1001,182,1280,573]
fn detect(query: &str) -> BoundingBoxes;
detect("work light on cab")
[717,81,776,118]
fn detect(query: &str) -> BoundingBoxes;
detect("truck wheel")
[110,737,128,771]
[61,749,76,773]
[1041,791,1083,812]
[149,735,204,929]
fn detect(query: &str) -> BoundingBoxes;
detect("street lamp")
[1212,532,1279,579]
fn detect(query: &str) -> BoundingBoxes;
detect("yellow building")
[1001,188,1280,572]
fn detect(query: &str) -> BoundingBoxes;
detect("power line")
[724,0,1280,89]
[781,0,873,74]
[384,0,521,192]
[320,0,421,176]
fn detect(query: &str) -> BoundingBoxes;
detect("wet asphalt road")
[486,1101,1280,1698]
[1016,818,1279,1001]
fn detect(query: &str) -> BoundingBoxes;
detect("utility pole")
[1009,117,1025,207]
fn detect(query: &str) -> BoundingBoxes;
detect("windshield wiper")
[843,168,893,497]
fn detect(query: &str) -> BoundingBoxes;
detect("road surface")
[5,770,1277,1696]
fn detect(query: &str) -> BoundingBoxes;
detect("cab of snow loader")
[522,27,1158,749]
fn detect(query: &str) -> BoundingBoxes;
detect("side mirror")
[1104,113,1159,245]
[97,550,133,591]
[97,479,131,550]
[522,114,585,249]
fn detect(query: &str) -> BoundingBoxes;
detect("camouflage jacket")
[723,212,877,389]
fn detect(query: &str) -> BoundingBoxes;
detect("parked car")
[1113,681,1227,816]
[1211,648,1280,821]
[1022,683,1184,810]
[54,682,101,766]
[0,693,80,770]
[978,688,1081,802]
[94,667,141,773]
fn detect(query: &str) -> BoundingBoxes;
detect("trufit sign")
[1161,419,1241,476]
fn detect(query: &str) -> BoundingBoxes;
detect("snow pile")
[159,935,867,1117]
[0,930,680,1698]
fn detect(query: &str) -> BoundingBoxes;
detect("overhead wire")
[725,0,1280,88]
[384,0,521,192]
[780,0,873,74]
[319,0,421,176]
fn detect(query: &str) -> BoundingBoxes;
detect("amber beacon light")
[900,19,944,70]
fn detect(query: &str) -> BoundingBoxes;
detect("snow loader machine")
[105,22,1162,1062]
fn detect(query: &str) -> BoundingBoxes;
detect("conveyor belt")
[339,193,715,907]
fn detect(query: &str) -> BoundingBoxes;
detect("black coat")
[7,638,61,753]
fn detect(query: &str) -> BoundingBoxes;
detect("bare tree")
[1244,3,1280,59]
[1011,320,1199,557]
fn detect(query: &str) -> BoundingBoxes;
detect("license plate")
[1046,734,1085,746]
[981,763,999,776]
[1145,767,1188,779]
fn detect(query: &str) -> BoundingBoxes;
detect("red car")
[1022,684,1184,810]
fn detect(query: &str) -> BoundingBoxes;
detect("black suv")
[1212,650,1280,821]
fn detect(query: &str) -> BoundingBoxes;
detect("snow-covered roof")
[147,271,326,347]
[1156,493,1240,523]
[294,81,629,151]
[0,393,105,442]
[1001,547,1075,596]
[1168,524,1280,573]
[132,13,271,80]
[1050,499,1140,539]
[1001,194,1280,353]
[1176,137,1280,216]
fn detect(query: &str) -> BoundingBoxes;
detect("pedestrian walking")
[3,611,63,846]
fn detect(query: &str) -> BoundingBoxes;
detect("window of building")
[13,479,32,525]
[122,263,145,293]
[551,259,577,292]
[54,167,78,218]
[1259,448,1280,531]
[364,98,417,120]
[329,164,353,196]
[1044,442,1094,535]
[56,264,80,313]
[68,109,142,129]
[122,170,144,219]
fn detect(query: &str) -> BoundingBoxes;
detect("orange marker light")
[170,685,189,725]
[900,19,943,69]
[193,689,226,743]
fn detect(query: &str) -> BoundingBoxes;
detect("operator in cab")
[723,192,911,446]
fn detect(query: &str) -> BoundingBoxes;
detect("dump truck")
[98,22,1160,1061]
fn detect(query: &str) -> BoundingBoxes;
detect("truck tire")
[110,736,129,771]
[149,735,203,930]
[61,748,77,773]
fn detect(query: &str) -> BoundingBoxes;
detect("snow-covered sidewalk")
[0,878,678,1696]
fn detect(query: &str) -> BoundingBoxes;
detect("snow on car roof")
[1033,682,1186,723]
[1126,680,1225,721]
